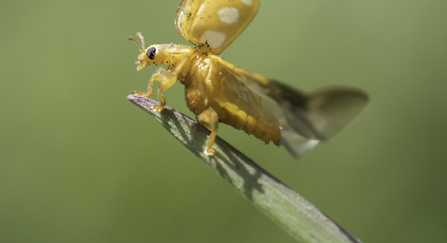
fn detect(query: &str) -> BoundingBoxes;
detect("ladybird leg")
[151,69,177,112]
[199,121,213,131]
[151,56,191,112]
[197,110,219,156]
[133,67,165,98]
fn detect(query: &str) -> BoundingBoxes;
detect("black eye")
[146,47,156,60]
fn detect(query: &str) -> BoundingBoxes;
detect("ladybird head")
[128,33,163,71]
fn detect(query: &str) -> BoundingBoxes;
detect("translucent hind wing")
[175,0,260,55]
[304,87,369,139]
[218,67,323,158]
[216,62,368,157]
[266,81,369,141]
[261,81,368,158]
[280,125,320,158]
[218,62,278,126]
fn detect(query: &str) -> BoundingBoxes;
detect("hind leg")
[197,110,219,156]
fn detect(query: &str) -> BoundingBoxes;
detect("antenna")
[128,32,146,53]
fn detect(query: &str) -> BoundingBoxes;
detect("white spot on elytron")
[218,8,239,24]
[241,0,253,5]
[197,4,205,16]
[200,31,226,49]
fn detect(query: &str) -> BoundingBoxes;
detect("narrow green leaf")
[127,94,361,243]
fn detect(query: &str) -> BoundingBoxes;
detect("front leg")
[133,55,190,112]
[133,67,176,111]
[133,67,164,98]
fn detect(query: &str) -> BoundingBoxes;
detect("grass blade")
[127,94,361,243]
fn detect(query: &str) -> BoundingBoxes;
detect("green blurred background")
[1,0,446,242]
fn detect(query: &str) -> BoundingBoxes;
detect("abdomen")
[181,55,281,145]
[211,89,281,146]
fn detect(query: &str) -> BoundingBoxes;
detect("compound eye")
[146,47,156,60]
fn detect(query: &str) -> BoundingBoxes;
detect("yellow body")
[129,0,280,155]
[180,49,281,146]
[129,0,368,157]
[129,38,280,155]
